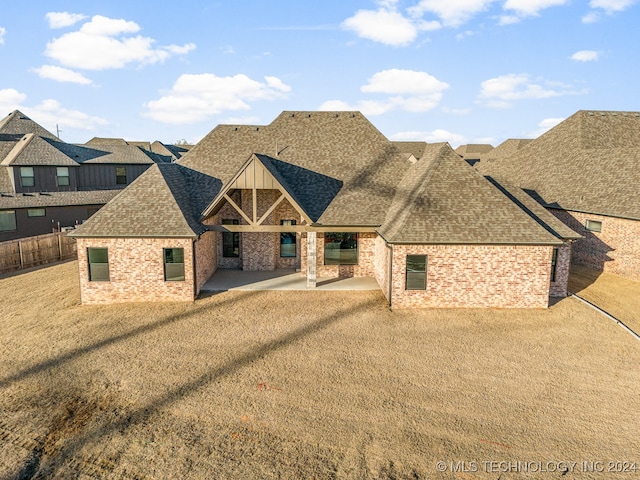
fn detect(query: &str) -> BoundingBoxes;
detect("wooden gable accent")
[202,154,312,229]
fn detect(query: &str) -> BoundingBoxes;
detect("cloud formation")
[44,15,195,70]
[320,69,449,115]
[0,89,107,131]
[32,65,93,84]
[391,128,467,145]
[143,73,292,124]
[342,8,421,46]
[45,12,87,29]
[408,0,497,27]
[583,0,637,22]
[0,27,5,45]
[571,50,599,61]
[478,73,585,107]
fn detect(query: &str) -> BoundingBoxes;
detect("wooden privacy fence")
[0,232,77,275]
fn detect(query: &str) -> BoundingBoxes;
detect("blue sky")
[1,0,638,146]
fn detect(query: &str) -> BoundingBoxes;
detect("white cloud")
[590,0,637,12]
[442,106,472,115]
[503,0,569,17]
[143,73,291,124]
[45,12,87,29]
[526,117,564,137]
[571,50,599,61]
[391,128,467,145]
[0,88,28,111]
[321,69,449,116]
[498,14,522,24]
[0,27,5,45]
[342,8,419,46]
[362,69,449,96]
[44,15,195,70]
[478,73,585,107]
[583,0,637,21]
[408,0,497,27]
[23,100,108,131]
[32,65,92,85]
[0,90,107,132]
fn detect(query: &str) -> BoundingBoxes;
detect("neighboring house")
[454,144,494,166]
[477,110,640,282]
[476,138,532,167]
[0,111,174,241]
[70,111,577,308]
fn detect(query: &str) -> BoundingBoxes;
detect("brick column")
[307,231,316,288]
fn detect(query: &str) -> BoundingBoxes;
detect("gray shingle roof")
[378,144,563,245]
[74,111,574,244]
[455,143,494,159]
[476,110,640,220]
[0,110,57,139]
[0,190,119,209]
[1,134,81,167]
[69,164,221,238]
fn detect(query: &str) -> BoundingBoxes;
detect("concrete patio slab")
[201,268,380,291]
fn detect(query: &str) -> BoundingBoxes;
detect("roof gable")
[71,164,221,238]
[379,144,563,245]
[477,110,640,219]
[1,134,80,167]
[0,110,57,139]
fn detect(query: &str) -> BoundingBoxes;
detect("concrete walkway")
[201,268,380,291]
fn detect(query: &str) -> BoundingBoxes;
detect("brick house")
[477,110,640,282]
[70,111,578,308]
[0,110,182,241]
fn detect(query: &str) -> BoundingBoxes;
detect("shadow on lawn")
[7,290,380,478]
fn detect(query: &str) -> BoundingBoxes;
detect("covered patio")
[200,268,380,292]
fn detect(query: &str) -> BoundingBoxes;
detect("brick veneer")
[300,232,377,278]
[549,241,572,297]
[76,237,195,304]
[550,209,640,281]
[388,244,553,308]
[194,229,217,294]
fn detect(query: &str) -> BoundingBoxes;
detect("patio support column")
[307,232,316,288]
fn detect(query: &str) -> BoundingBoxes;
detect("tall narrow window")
[164,248,185,281]
[115,166,127,185]
[0,211,17,231]
[324,233,358,265]
[87,247,110,282]
[585,220,602,232]
[222,219,239,257]
[406,255,427,290]
[20,167,35,187]
[550,247,558,282]
[280,220,296,257]
[56,167,70,186]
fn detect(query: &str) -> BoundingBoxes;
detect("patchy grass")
[569,264,640,335]
[1,262,639,479]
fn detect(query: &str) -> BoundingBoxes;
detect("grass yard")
[1,261,639,479]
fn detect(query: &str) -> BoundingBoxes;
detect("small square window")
[87,247,110,282]
[56,167,70,186]
[164,248,185,281]
[115,167,127,185]
[0,210,17,231]
[406,255,427,290]
[20,167,35,187]
[27,208,46,217]
[585,220,602,232]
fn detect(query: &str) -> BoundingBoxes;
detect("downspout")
[192,238,197,300]
[387,242,393,307]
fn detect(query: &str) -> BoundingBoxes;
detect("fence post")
[58,232,63,260]
[18,240,24,269]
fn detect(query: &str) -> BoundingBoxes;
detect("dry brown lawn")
[569,264,640,335]
[1,261,639,479]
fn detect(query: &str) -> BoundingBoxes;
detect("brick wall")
[214,199,242,269]
[194,229,217,294]
[389,244,552,309]
[551,209,640,282]
[549,241,572,297]
[300,232,377,278]
[76,237,195,304]
[374,235,391,303]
